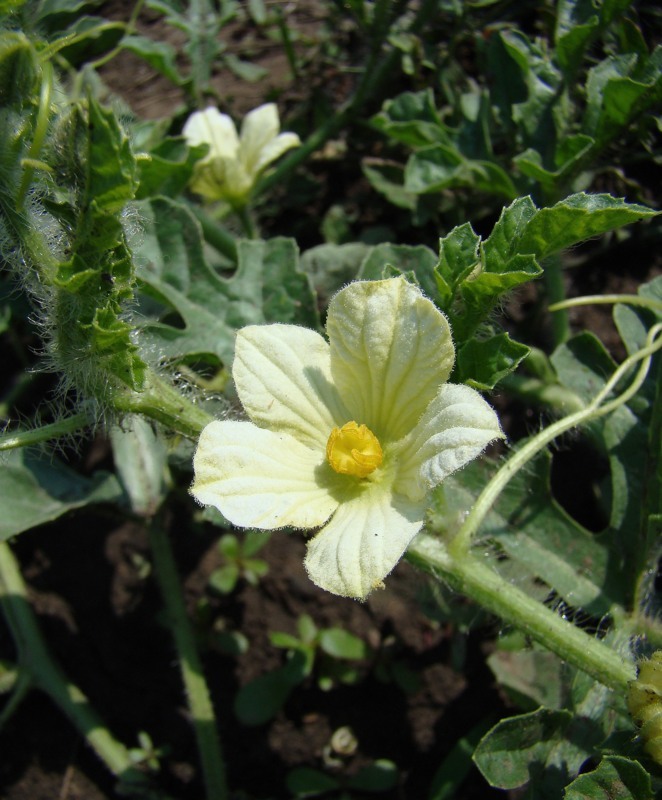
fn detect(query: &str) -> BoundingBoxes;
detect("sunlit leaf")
[518,193,657,260]
[371,89,444,147]
[584,47,662,148]
[319,629,370,660]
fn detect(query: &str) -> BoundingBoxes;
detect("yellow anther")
[326,421,383,478]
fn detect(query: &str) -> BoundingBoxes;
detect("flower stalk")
[111,372,214,440]
[148,521,228,800]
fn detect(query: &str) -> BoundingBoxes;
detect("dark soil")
[1,500,510,800]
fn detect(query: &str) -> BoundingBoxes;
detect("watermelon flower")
[192,277,503,599]
[183,103,300,207]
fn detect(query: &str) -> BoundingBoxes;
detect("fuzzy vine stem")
[235,204,259,239]
[16,59,53,210]
[407,323,662,692]
[550,294,662,314]
[111,372,214,439]
[0,412,90,451]
[543,252,570,345]
[406,538,635,691]
[186,202,238,264]
[148,521,229,800]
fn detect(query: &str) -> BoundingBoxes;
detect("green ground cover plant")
[0,0,661,798]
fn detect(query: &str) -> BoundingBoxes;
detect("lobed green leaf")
[584,47,662,149]
[122,34,187,87]
[473,707,590,792]
[135,198,318,366]
[455,334,530,391]
[564,756,654,800]
[518,193,657,261]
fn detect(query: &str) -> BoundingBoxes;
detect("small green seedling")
[128,731,168,773]
[208,531,270,594]
[270,613,371,691]
[234,614,371,725]
[286,758,398,798]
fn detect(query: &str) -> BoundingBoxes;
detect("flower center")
[326,421,383,478]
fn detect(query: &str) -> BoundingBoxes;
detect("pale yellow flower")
[183,103,300,206]
[192,277,503,599]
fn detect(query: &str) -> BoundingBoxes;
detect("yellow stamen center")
[326,421,383,478]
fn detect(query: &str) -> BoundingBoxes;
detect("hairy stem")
[112,372,214,439]
[550,294,662,315]
[0,412,90,451]
[235,205,259,239]
[543,252,570,345]
[186,202,238,263]
[407,536,635,691]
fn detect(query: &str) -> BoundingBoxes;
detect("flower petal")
[239,103,280,174]
[304,485,425,599]
[183,107,239,159]
[233,324,349,450]
[188,156,252,202]
[326,277,455,442]
[191,420,339,529]
[396,383,504,501]
[253,132,301,175]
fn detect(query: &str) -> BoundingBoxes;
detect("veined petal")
[327,277,455,442]
[396,383,504,501]
[188,159,227,201]
[239,103,280,174]
[304,485,425,599]
[219,158,253,202]
[233,324,349,450]
[188,156,251,202]
[191,420,339,529]
[183,107,239,159]
[253,132,301,175]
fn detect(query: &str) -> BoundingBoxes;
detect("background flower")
[183,103,301,206]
